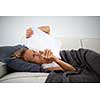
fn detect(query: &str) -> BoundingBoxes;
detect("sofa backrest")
[56,37,81,50]
[56,37,100,53]
[81,38,100,53]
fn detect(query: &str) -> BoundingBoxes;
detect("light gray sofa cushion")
[0,72,49,83]
[0,62,7,78]
[82,38,100,53]
[56,37,81,50]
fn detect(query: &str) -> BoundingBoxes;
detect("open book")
[24,27,62,58]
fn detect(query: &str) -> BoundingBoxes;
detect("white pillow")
[25,27,61,58]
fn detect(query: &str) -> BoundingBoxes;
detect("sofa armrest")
[0,62,7,78]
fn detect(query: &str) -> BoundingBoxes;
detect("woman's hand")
[41,49,76,72]
[41,49,56,61]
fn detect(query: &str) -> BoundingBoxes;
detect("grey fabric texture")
[46,48,100,83]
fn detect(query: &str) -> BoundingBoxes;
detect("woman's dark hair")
[11,47,28,59]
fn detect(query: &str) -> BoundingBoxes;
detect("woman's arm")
[42,49,76,72]
[47,67,64,71]
[53,56,76,72]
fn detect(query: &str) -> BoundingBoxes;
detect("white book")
[24,27,62,58]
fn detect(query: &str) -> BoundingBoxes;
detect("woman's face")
[23,49,52,64]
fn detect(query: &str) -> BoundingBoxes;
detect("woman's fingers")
[48,50,53,59]
[45,49,49,58]
[43,49,53,59]
[41,49,47,58]
[46,50,51,59]
[44,49,47,58]
[48,50,51,58]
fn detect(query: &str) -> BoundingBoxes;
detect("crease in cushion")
[0,62,7,78]
[0,72,49,82]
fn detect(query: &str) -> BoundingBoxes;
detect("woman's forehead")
[32,50,43,54]
[32,50,40,52]
[32,50,38,53]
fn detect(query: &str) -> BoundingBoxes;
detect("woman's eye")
[32,50,35,53]
[39,51,43,54]
[32,54,35,58]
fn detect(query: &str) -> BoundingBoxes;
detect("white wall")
[0,16,100,46]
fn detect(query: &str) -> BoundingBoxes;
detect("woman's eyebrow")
[32,50,36,54]
[32,50,35,52]
[39,51,44,54]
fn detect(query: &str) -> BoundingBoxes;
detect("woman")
[12,48,76,72]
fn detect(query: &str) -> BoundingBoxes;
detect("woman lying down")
[0,45,100,82]
[11,47,76,72]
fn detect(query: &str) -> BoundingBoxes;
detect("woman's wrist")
[52,55,60,63]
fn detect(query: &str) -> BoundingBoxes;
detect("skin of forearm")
[53,56,76,72]
[47,67,64,71]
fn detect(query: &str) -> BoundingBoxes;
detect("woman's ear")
[38,26,50,35]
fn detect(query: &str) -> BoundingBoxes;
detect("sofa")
[0,37,100,83]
